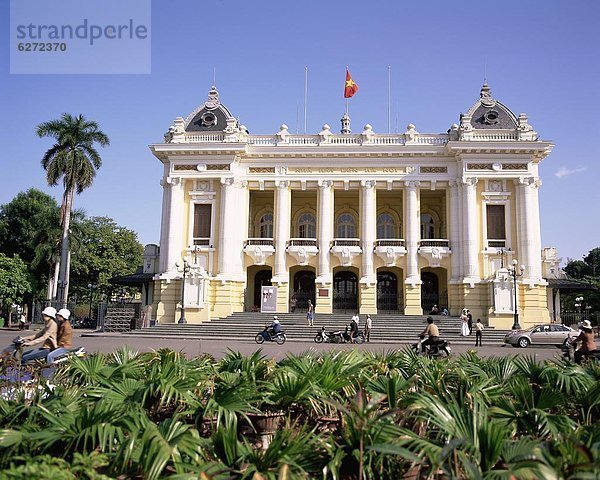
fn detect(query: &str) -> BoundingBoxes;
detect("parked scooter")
[411,335,452,357]
[314,326,345,343]
[254,325,287,345]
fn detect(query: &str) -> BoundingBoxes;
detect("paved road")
[1,329,563,362]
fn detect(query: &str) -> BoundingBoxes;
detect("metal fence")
[559,311,599,328]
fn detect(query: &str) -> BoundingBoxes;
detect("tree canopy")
[563,247,600,312]
[0,253,32,312]
[70,216,144,301]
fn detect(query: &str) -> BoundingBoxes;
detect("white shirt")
[351,314,359,326]
[365,317,372,328]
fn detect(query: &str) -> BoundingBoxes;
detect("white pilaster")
[158,167,171,272]
[519,177,543,284]
[360,180,377,284]
[448,180,461,282]
[317,180,334,284]
[273,180,291,284]
[404,181,420,286]
[165,177,185,273]
[217,178,247,281]
[462,177,480,286]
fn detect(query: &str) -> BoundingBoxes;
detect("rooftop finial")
[340,112,351,134]
[205,86,220,110]
[480,82,495,107]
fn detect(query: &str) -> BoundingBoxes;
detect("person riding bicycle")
[420,317,440,353]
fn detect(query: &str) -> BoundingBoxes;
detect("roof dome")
[184,86,238,133]
[462,83,518,130]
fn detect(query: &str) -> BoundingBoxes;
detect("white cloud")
[555,166,587,178]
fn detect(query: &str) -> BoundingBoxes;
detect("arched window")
[377,213,396,239]
[298,212,316,238]
[259,213,273,238]
[420,213,435,239]
[336,213,356,238]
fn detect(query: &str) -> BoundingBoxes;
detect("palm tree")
[36,114,109,304]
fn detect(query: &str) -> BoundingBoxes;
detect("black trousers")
[475,331,482,346]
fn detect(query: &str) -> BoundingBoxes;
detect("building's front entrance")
[421,269,448,312]
[377,271,399,312]
[292,270,316,310]
[333,270,358,312]
[252,269,272,311]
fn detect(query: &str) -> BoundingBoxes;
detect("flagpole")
[304,66,308,134]
[387,66,391,134]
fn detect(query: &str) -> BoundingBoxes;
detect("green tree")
[69,216,143,302]
[0,253,32,316]
[36,113,109,304]
[0,189,60,298]
[563,247,600,315]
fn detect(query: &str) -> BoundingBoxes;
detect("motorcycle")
[559,338,600,364]
[411,335,451,357]
[342,328,366,344]
[2,337,86,366]
[314,326,345,343]
[74,317,97,329]
[254,325,287,345]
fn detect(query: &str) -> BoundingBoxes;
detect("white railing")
[245,238,274,246]
[470,131,518,141]
[182,132,450,146]
[332,238,361,247]
[375,239,405,247]
[419,239,450,248]
[185,132,225,142]
[192,237,211,246]
[288,238,318,247]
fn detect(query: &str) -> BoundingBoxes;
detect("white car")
[504,323,578,348]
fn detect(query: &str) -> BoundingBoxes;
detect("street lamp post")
[575,296,584,322]
[176,260,191,324]
[508,259,525,330]
[87,283,96,321]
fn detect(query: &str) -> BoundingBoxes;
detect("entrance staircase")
[125,312,510,345]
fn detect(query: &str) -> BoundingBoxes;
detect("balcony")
[192,237,212,247]
[243,238,274,265]
[418,239,451,267]
[374,239,407,266]
[286,238,318,266]
[485,239,508,251]
[331,238,362,267]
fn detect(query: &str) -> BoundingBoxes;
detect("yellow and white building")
[149,83,554,328]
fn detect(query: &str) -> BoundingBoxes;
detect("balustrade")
[245,238,274,247]
[288,238,318,247]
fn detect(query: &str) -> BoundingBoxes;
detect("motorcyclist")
[570,320,597,363]
[349,316,359,340]
[46,308,74,364]
[268,316,282,339]
[420,316,440,353]
[20,306,58,363]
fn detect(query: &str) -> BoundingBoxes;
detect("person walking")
[475,318,484,346]
[365,314,372,342]
[306,300,314,326]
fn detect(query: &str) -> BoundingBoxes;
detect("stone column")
[273,181,291,311]
[316,180,334,313]
[165,177,185,273]
[518,177,542,283]
[403,181,422,314]
[462,177,480,285]
[360,180,377,314]
[217,178,246,280]
[158,170,171,273]
[448,180,461,282]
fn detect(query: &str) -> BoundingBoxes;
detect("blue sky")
[1,0,599,263]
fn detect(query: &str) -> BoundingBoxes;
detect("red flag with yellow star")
[344,68,359,98]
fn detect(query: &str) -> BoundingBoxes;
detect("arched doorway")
[333,270,358,312]
[421,271,439,312]
[292,270,316,310]
[253,269,272,310]
[377,271,398,312]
